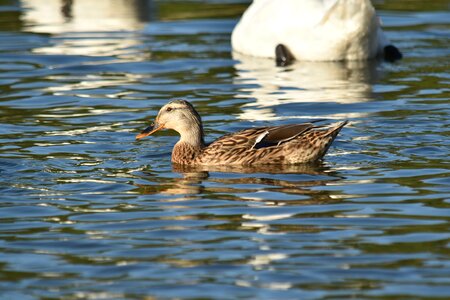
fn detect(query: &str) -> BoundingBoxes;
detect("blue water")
[0,0,449,299]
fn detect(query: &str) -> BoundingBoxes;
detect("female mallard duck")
[136,99,348,165]
[231,0,402,64]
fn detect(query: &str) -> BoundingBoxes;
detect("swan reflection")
[233,53,380,121]
[21,0,153,33]
[20,0,153,56]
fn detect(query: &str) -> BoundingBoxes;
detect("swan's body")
[136,99,348,166]
[231,0,401,62]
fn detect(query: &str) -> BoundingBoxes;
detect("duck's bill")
[135,123,164,140]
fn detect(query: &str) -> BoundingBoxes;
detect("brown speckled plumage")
[136,99,348,166]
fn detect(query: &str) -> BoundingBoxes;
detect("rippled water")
[0,0,449,299]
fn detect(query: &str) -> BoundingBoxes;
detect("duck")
[136,99,348,165]
[231,0,402,65]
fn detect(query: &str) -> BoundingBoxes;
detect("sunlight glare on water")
[0,0,449,299]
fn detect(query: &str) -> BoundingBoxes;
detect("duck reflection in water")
[134,162,344,207]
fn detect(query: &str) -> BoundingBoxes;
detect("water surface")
[0,0,449,299]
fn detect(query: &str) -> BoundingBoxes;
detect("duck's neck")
[179,124,205,149]
[172,125,205,164]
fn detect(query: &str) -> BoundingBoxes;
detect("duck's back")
[232,0,383,61]
[194,122,347,165]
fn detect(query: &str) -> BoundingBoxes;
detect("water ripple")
[0,0,449,299]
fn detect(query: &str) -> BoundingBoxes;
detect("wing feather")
[206,123,315,151]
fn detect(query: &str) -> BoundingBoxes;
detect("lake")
[0,0,449,299]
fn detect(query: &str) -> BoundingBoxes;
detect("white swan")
[231,0,402,63]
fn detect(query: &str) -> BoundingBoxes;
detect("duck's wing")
[206,127,268,151]
[207,123,316,151]
[253,123,315,149]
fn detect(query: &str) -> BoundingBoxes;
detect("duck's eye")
[166,107,172,112]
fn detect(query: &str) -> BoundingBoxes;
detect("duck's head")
[136,99,204,145]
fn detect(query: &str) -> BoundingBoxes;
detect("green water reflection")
[0,0,449,299]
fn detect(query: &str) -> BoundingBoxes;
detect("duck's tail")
[325,120,349,138]
[316,120,348,159]
[288,121,348,163]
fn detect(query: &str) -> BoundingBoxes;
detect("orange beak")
[135,123,164,140]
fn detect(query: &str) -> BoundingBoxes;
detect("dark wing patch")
[253,123,314,149]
